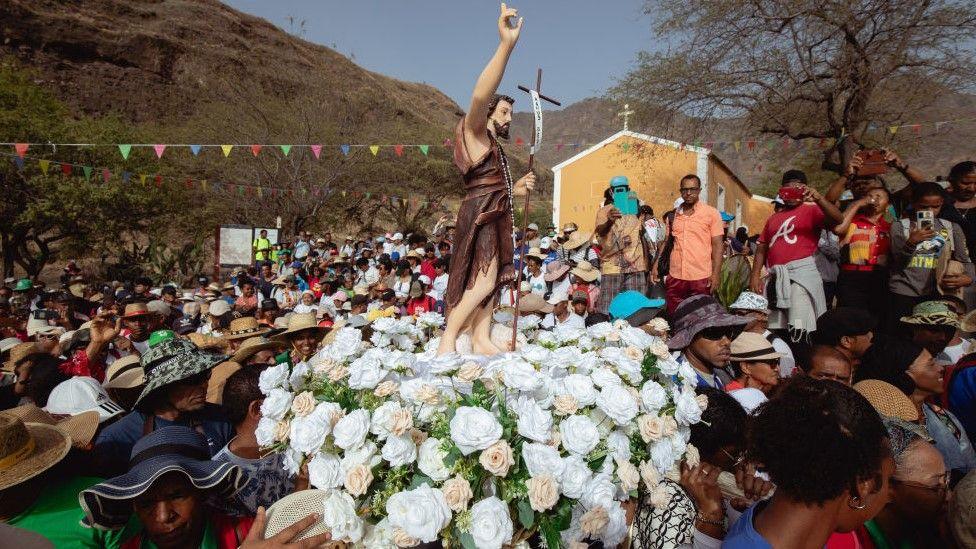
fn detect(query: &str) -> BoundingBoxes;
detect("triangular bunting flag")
[82,166,93,181]
[556,143,564,151]
[200,179,207,191]
[13,157,24,170]
[14,143,28,158]
[61,163,72,176]
[102,169,111,183]
[122,172,131,183]
[515,137,524,146]
[443,138,452,148]
[154,175,163,187]
[311,145,322,159]
[369,145,379,156]
[419,145,429,156]
[394,144,404,157]
[139,174,147,185]
[746,140,756,150]
[39,159,50,175]
[621,142,630,152]
[118,144,132,160]
[733,141,741,152]
[889,126,899,135]
[704,142,714,150]
[185,179,193,189]
[190,145,202,156]
[221,145,234,157]
[280,145,292,156]
[153,144,166,159]
[250,144,262,157]
[340,145,350,156]
[783,138,791,150]
[238,185,244,196]
[912,124,921,136]
[634,143,644,152]
[257,187,263,198]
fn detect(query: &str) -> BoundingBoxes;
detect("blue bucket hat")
[609,291,665,327]
[80,426,246,530]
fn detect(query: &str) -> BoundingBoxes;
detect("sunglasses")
[698,325,742,341]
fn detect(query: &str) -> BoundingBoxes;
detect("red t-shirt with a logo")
[759,203,826,267]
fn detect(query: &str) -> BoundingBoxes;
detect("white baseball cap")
[539,236,553,249]
[527,223,539,231]
[45,376,125,422]
[147,299,170,317]
[418,275,432,286]
[27,316,65,338]
[392,233,404,241]
[0,337,23,354]
[209,299,231,317]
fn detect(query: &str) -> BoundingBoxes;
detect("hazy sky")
[223,0,656,110]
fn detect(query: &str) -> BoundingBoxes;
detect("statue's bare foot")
[472,337,503,356]
[436,335,457,356]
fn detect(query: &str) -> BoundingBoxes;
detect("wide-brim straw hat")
[0,414,71,491]
[206,361,242,405]
[3,342,43,373]
[121,302,153,319]
[265,490,332,541]
[519,293,553,314]
[79,426,246,530]
[570,260,599,282]
[562,230,592,250]
[962,310,976,333]
[524,247,547,261]
[272,312,329,341]
[543,260,571,282]
[230,336,285,364]
[224,316,271,341]
[103,355,146,390]
[854,380,920,422]
[3,404,99,449]
[729,332,783,362]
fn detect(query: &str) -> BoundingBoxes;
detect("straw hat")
[3,342,42,373]
[543,260,570,282]
[524,247,546,261]
[561,230,592,251]
[962,310,976,334]
[103,355,146,390]
[570,260,599,282]
[0,414,71,491]
[729,332,783,362]
[3,404,99,449]
[265,489,332,541]
[187,332,229,352]
[224,316,271,341]
[121,302,153,319]
[519,293,553,314]
[853,380,920,422]
[207,361,242,405]
[230,336,285,365]
[272,313,329,341]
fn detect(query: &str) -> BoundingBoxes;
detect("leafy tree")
[613,0,976,173]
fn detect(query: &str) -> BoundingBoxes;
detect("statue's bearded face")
[489,100,513,140]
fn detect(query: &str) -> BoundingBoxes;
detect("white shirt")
[938,338,974,367]
[429,273,449,301]
[393,278,412,299]
[527,272,547,296]
[358,267,380,287]
[763,330,797,377]
[541,311,585,330]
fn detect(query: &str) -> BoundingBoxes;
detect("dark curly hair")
[691,388,747,460]
[487,94,515,117]
[749,376,889,504]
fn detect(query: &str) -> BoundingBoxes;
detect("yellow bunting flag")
[369,145,379,156]
[39,159,51,175]
[221,145,233,157]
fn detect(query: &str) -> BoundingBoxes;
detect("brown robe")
[445,116,516,312]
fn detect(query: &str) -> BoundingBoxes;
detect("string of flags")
[0,151,444,209]
[4,113,974,161]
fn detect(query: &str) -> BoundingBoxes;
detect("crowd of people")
[2,154,976,548]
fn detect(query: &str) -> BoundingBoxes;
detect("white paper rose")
[586,322,614,339]
[255,416,276,447]
[449,406,502,455]
[288,361,312,391]
[260,387,293,421]
[348,356,387,389]
[515,396,553,443]
[469,496,513,549]
[258,363,289,394]
[308,451,343,489]
[596,384,639,426]
[340,440,381,473]
[598,348,640,384]
[522,442,566,478]
[321,489,364,542]
[620,326,656,349]
[590,366,624,388]
[560,454,592,499]
[499,356,542,391]
[288,413,330,454]
[640,380,668,412]
[650,438,676,473]
[417,437,451,482]
[562,374,597,406]
[333,409,371,450]
[385,483,452,543]
[674,388,703,425]
[657,354,681,376]
[560,414,600,456]
[607,429,633,461]
[328,327,363,360]
[381,433,418,467]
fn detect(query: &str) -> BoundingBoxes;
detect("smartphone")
[610,175,638,215]
[855,149,888,176]
[777,186,805,202]
[32,308,59,321]
[917,210,935,231]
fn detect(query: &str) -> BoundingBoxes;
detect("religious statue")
[437,3,536,356]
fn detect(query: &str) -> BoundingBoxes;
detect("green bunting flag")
[82,166,93,181]
[280,145,292,156]
[118,144,132,160]
[419,145,429,156]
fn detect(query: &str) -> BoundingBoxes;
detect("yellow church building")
[551,130,774,235]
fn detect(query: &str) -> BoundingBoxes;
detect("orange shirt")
[666,202,724,281]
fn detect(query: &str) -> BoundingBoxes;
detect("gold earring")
[848,497,866,510]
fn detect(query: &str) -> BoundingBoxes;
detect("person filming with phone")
[887,182,973,333]
[750,170,844,340]
[594,176,655,314]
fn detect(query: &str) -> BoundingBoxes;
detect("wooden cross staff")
[511,68,561,350]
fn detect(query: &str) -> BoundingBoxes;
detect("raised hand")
[513,171,536,196]
[498,3,523,45]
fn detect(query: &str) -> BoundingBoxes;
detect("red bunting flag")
[394,144,404,157]
[311,145,322,159]
[61,163,72,176]
[250,144,262,157]
[515,137,524,146]
[14,143,28,158]
[154,175,163,187]
[912,124,921,136]
[102,169,111,183]
[153,144,166,159]
[556,143,564,151]
[747,140,756,150]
